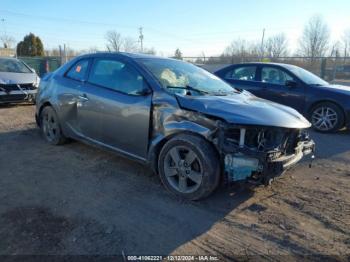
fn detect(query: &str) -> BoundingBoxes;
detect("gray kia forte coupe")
[36,52,315,200]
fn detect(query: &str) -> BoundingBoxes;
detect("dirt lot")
[0,105,349,260]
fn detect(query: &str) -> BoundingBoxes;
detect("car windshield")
[286,65,328,86]
[140,58,235,95]
[0,58,32,73]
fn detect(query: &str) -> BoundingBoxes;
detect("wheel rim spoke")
[185,150,197,166]
[178,176,187,192]
[169,148,181,166]
[164,166,178,177]
[187,171,202,184]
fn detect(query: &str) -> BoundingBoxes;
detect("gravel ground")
[0,105,349,260]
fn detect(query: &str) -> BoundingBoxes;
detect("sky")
[0,0,349,56]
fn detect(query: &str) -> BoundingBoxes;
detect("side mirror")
[136,87,152,96]
[285,80,297,88]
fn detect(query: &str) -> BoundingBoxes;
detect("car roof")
[76,52,168,60]
[214,62,297,73]
[229,62,293,67]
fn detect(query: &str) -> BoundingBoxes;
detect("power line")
[0,9,137,29]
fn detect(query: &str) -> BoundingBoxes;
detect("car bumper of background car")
[0,89,37,103]
[345,108,350,128]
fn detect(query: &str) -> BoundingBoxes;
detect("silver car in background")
[0,57,40,104]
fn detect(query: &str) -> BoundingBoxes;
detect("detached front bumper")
[272,139,314,170]
[222,128,315,184]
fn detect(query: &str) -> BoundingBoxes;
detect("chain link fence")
[15,55,350,85]
[18,56,62,77]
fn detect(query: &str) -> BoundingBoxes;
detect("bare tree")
[342,29,350,57]
[224,39,248,57]
[105,30,123,52]
[45,48,60,56]
[298,15,330,59]
[142,47,156,55]
[0,34,16,48]
[87,46,100,53]
[223,39,264,62]
[174,48,182,59]
[123,37,138,52]
[197,51,206,63]
[266,33,288,58]
[329,41,341,57]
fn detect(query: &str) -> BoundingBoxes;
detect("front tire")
[310,102,344,133]
[158,134,220,200]
[40,106,67,145]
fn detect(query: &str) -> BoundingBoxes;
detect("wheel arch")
[37,101,53,126]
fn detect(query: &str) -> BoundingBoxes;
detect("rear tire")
[158,134,220,200]
[40,106,67,145]
[310,102,344,133]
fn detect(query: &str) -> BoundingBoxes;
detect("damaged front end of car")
[157,92,316,186]
[215,123,315,184]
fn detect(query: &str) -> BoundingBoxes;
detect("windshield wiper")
[211,89,237,95]
[166,85,209,95]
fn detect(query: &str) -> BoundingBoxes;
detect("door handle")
[78,94,89,102]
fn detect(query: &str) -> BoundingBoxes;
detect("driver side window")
[261,67,294,85]
[88,59,147,95]
[225,66,257,81]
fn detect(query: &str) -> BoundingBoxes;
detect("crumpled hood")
[176,91,311,129]
[0,72,37,84]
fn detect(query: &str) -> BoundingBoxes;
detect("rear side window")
[88,58,145,95]
[66,59,89,81]
[225,66,257,81]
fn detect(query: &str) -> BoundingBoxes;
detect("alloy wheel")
[42,110,59,142]
[163,146,203,194]
[311,106,338,131]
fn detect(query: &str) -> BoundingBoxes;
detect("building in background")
[0,48,15,57]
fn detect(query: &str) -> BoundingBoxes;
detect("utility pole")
[1,18,6,35]
[139,27,144,53]
[260,28,265,60]
[63,44,67,64]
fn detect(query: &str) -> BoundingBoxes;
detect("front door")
[77,58,152,160]
[259,66,305,112]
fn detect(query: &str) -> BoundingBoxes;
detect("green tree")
[174,48,182,60]
[16,33,44,56]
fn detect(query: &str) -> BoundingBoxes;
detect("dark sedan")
[214,63,350,132]
[36,53,314,200]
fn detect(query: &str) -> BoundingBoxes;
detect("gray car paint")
[36,53,313,168]
[175,90,311,129]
